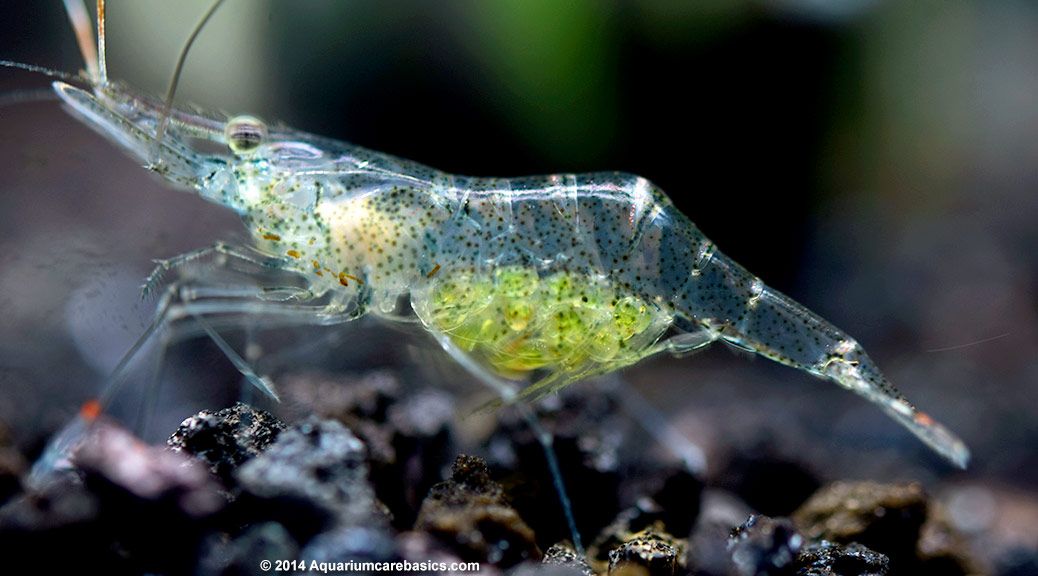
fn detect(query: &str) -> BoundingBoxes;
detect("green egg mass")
[426,266,671,390]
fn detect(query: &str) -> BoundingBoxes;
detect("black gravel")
[0,380,1004,575]
[168,402,286,487]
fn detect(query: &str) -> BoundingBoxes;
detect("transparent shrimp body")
[44,8,968,471]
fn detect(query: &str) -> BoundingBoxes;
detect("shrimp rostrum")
[32,0,968,471]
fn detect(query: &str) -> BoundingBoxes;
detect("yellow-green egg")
[426,268,668,386]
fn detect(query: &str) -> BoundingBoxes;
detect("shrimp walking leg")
[111,279,360,415]
[599,374,707,474]
[131,328,169,439]
[430,331,585,555]
[29,248,361,486]
[660,324,719,357]
[111,242,350,404]
[141,242,287,299]
[29,287,346,486]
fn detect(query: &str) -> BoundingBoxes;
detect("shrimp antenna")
[0,88,60,111]
[1,0,93,89]
[96,0,108,85]
[61,0,100,82]
[154,0,227,154]
[0,60,81,83]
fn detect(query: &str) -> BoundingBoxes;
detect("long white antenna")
[154,0,227,150]
[61,0,99,82]
[96,0,107,85]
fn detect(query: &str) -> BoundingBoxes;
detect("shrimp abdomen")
[667,233,970,467]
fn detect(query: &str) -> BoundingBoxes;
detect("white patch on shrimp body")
[747,277,764,308]
[833,339,857,356]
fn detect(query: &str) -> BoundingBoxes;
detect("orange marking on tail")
[915,412,935,427]
[80,399,102,421]
[286,249,301,259]
[427,263,442,278]
[262,232,281,241]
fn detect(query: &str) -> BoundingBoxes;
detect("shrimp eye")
[225,115,267,155]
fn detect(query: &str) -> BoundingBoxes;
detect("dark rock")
[0,475,120,570]
[796,540,889,576]
[387,386,454,438]
[727,515,803,576]
[75,421,225,515]
[282,371,455,529]
[792,482,927,569]
[168,402,286,486]
[301,526,398,563]
[588,499,667,570]
[586,466,701,572]
[997,547,1038,576]
[234,417,386,542]
[544,543,594,576]
[647,467,703,537]
[0,421,25,506]
[415,454,540,567]
[380,388,455,528]
[608,530,680,576]
[510,561,586,576]
[397,530,480,572]
[72,421,224,574]
[281,370,401,465]
[485,392,633,548]
[283,370,401,422]
[588,501,690,575]
[916,504,982,576]
[688,490,755,575]
[198,522,299,576]
[0,475,97,532]
[719,454,820,517]
[0,447,25,506]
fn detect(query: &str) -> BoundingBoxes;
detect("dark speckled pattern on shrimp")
[40,0,968,473]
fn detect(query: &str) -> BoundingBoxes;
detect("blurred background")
[0,0,1035,570]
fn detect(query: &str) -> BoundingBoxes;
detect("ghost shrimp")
[22,0,967,532]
